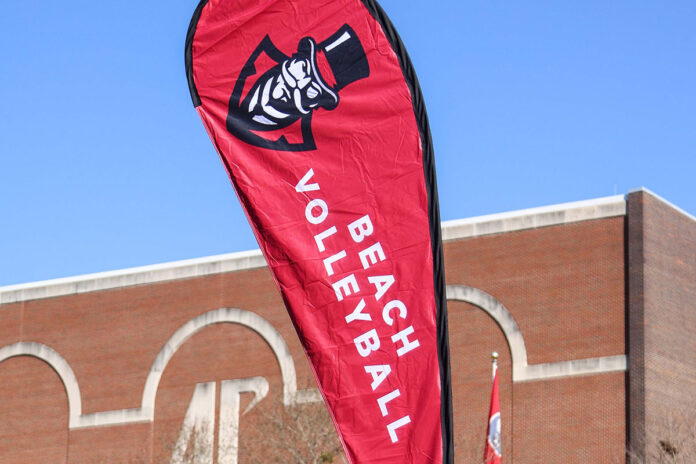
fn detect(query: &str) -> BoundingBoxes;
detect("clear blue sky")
[1,1,694,286]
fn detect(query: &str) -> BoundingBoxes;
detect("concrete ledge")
[74,408,151,429]
[1,250,266,305]
[1,195,627,305]
[442,195,626,241]
[516,355,628,382]
[629,187,696,223]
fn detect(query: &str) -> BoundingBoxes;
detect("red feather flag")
[185,1,453,462]
[484,366,502,464]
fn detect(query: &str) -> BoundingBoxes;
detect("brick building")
[1,189,694,463]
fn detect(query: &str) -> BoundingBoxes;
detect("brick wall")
[445,216,626,463]
[0,211,630,463]
[0,267,317,463]
[627,190,696,460]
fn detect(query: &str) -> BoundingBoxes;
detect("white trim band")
[442,195,626,241]
[1,196,629,305]
[1,250,266,305]
[515,355,628,383]
[630,187,696,223]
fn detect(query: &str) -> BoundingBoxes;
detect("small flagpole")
[491,351,499,381]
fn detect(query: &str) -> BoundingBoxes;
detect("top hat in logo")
[227,24,370,152]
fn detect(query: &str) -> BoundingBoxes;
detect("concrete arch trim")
[446,285,529,380]
[0,309,321,430]
[0,341,83,428]
[73,307,320,429]
[446,285,627,382]
[141,308,300,412]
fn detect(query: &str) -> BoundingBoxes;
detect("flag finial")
[491,352,499,380]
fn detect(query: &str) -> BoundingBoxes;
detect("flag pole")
[491,351,499,380]
[484,351,502,464]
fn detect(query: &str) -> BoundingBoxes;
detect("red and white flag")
[185,1,454,462]
[483,364,502,464]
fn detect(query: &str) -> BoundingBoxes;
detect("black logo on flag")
[227,24,369,151]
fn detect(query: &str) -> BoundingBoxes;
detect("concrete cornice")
[441,194,626,241]
[1,195,627,305]
[628,187,696,223]
[0,250,266,305]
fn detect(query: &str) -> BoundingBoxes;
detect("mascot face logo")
[227,24,370,152]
